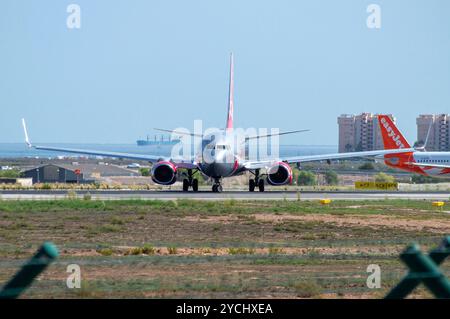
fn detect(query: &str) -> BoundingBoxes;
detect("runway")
[0,189,449,201]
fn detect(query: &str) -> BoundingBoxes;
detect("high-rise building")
[416,114,450,151]
[338,113,395,153]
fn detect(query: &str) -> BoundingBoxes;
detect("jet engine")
[151,161,177,185]
[266,162,293,186]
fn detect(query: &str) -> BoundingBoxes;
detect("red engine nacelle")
[151,161,177,185]
[266,162,293,186]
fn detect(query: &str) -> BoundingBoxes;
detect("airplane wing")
[22,119,196,167]
[245,129,310,141]
[243,148,415,170]
[405,162,450,169]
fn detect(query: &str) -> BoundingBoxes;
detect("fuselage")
[196,130,244,178]
[384,151,450,177]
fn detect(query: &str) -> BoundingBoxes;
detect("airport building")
[337,113,395,153]
[21,163,138,184]
[416,114,450,151]
[22,164,87,184]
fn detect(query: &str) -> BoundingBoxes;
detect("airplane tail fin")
[226,53,234,131]
[377,115,411,149]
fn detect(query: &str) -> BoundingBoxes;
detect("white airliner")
[22,54,414,192]
[378,114,450,177]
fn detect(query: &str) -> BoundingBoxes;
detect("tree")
[297,171,316,186]
[324,170,338,185]
[0,169,21,178]
[374,172,395,183]
[139,168,150,176]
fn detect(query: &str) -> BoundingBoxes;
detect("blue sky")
[1,1,449,144]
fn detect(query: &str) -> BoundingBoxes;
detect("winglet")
[21,118,32,148]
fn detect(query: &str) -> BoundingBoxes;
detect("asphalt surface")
[0,189,449,200]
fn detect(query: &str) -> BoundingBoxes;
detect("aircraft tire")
[182,179,190,192]
[192,179,199,192]
[258,179,265,192]
[249,179,255,192]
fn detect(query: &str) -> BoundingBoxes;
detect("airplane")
[378,114,450,177]
[21,54,415,192]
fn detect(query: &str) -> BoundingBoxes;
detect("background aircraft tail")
[226,53,234,131]
[378,115,411,149]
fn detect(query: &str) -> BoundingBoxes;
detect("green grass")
[0,198,448,298]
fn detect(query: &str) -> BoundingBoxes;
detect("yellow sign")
[320,199,331,205]
[355,181,398,191]
[432,201,445,207]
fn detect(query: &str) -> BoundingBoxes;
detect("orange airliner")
[378,115,450,177]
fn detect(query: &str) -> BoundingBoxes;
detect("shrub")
[66,190,77,199]
[99,224,121,233]
[292,280,321,298]
[324,170,338,185]
[139,168,150,176]
[83,192,92,201]
[297,171,316,186]
[129,247,143,255]
[268,247,283,255]
[228,247,255,255]
[167,246,177,254]
[142,244,155,255]
[374,172,396,183]
[97,248,113,256]
[110,217,124,225]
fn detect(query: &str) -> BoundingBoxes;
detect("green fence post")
[400,244,450,298]
[0,242,59,299]
[386,236,450,299]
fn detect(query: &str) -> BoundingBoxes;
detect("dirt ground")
[0,199,448,298]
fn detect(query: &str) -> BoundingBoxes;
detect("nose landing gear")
[182,169,199,192]
[212,178,223,192]
[249,169,265,192]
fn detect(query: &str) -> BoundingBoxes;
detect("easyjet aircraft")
[378,114,450,177]
[21,54,414,192]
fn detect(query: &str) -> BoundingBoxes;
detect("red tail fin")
[226,53,234,131]
[378,115,411,149]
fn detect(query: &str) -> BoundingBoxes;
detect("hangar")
[21,163,138,184]
[22,164,85,184]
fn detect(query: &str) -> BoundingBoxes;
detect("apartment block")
[416,114,450,151]
[338,113,395,153]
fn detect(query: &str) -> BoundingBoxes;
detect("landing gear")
[258,179,265,192]
[182,169,199,192]
[182,179,190,192]
[249,179,255,192]
[212,178,223,192]
[192,178,199,192]
[249,169,265,192]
